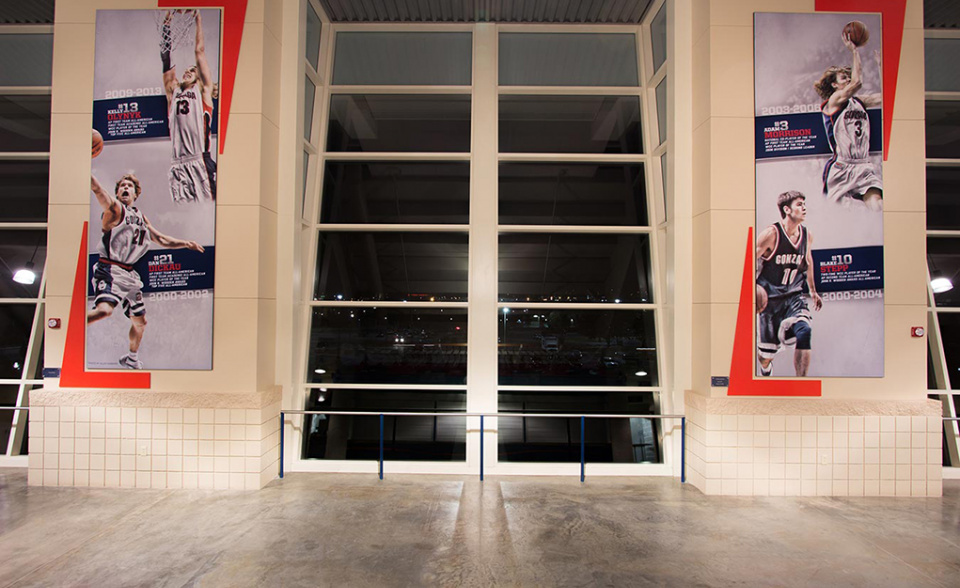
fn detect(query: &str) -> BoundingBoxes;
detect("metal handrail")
[279,410,686,484]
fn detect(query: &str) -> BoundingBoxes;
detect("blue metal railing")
[278,410,686,483]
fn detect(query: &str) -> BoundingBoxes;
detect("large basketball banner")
[754,12,884,378]
[87,10,220,370]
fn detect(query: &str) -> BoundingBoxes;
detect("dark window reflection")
[926,166,960,230]
[0,95,51,152]
[0,161,48,222]
[928,238,960,307]
[500,96,642,154]
[499,233,653,303]
[301,389,465,461]
[314,232,468,302]
[499,163,647,226]
[0,230,45,298]
[308,307,467,384]
[937,314,960,390]
[498,309,657,386]
[321,162,469,224]
[0,385,20,455]
[926,101,960,159]
[929,345,940,390]
[327,95,471,152]
[498,392,661,463]
[0,305,35,379]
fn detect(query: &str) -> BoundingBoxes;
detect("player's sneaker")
[759,363,772,377]
[119,354,143,369]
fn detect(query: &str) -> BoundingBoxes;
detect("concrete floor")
[1,471,960,587]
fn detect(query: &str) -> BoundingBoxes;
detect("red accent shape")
[728,228,821,396]
[815,0,908,161]
[60,223,151,388]
[158,0,248,154]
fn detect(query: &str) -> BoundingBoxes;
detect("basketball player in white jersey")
[162,10,216,203]
[814,31,883,211]
[87,173,204,369]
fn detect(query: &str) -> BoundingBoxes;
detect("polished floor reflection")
[1,470,959,587]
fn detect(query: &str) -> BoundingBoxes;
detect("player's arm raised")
[826,32,863,113]
[161,11,178,104]
[756,225,777,265]
[143,216,205,252]
[91,175,121,230]
[805,230,823,311]
[193,11,214,106]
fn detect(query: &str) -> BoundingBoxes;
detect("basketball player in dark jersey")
[814,31,882,211]
[756,191,823,376]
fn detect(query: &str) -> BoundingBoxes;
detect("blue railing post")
[580,415,585,483]
[681,416,686,484]
[480,415,484,481]
[279,412,284,479]
[379,414,384,480]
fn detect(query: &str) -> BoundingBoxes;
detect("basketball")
[843,20,869,47]
[92,129,103,158]
[756,284,768,314]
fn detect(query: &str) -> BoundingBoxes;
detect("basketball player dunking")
[814,31,883,211]
[756,191,823,377]
[87,173,204,369]
[162,10,216,203]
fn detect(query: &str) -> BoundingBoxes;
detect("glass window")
[301,149,310,218]
[0,230,45,299]
[926,166,960,230]
[333,32,472,86]
[321,162,469,224]
[327,95,471,153]
[655,78,667,145]
[926,101,960,159]
[0,385,21,453]
[0,305,36,379]
[301,389,466,461]
[925,39,960,92]
[499,33,638,87]
[498,391,661,463]
[307,307,467,385]
[314,232,468,302]
[936,314,960,390]
[651,4,667,74]
[499,96,643,154]
[499,233,653,303]
[498,309,658,386]
[304,77,316,141]
[499,163,647,226]
[305,1,322,71]
[0,160,49,222]
[0,35,53,86]
[0,95,51,152]
[928,237,960,307]
[660,153,668,221]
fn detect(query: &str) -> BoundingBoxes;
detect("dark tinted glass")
[651,4,667,73]
[499,96,642,154]
[937,314,960,390]
[928,238,960,307]
[314,232,468,302]
[327,95,471,152]
[305,2,322,71]
[0,305,35,379]
[301,389,466,461]
[0,230,45,298]
[656,78,667,145]
[0,95,51,152]
[926,101,960,159]
[926,166,960,230]
[304,77,316,141]
[0,161,48,222]
[928,345,940,390]
[307,307,467,384]
[925,39,960,92]
[333,32,472,86]
[499,233,653,303]
[0,385,20,454]
[321,162,469,224]
[0,35,53,86]
[499,163,647,226]
[498,309,657,386]
[498,33,638,87]
[498,392,661,463]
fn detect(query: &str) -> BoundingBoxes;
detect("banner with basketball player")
[86,9,220,370]
[754,13,884,378]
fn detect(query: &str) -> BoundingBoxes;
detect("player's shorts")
[757,293,811,360]
[203,152,217,200]
[169,154,213,204]
[823,159,882,203]
[91,261,145,318]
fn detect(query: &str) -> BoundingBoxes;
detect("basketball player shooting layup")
[756,191,823,377]
[814,26,883,211]
[87,173,204,369]
[162,10,216,203]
